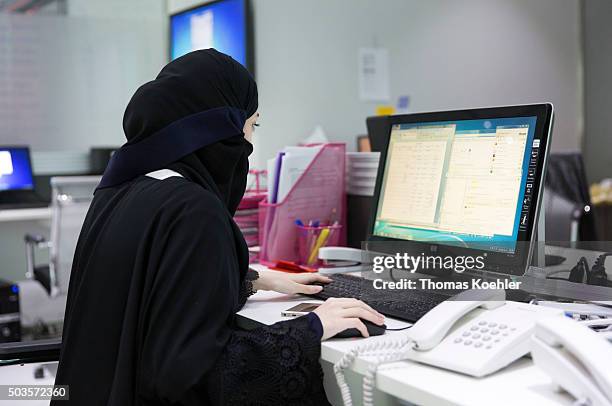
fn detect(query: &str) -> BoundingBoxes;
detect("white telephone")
[532,316,612,406]
[334,289,564,406]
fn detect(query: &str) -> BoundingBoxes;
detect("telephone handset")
[334,289,564,406]
[532,317,612,406]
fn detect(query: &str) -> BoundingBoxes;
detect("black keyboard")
[310,273,452,322]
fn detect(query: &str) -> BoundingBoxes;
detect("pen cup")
[296,224,342,267]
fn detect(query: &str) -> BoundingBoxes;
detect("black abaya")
[53,49,331,405]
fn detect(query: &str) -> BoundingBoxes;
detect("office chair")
[24,176,100,297]
[545,153,598,242]
[544,187,582,244]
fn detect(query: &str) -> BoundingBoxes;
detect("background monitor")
[170,0,251,70]
[0,147,35,192]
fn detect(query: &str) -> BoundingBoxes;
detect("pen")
[308,228,330,265]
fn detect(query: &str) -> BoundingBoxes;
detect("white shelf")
[0,207,52,222]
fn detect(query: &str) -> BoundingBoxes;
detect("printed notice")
[358,48,390,102]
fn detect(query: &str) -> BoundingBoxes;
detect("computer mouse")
[333,319,387,338]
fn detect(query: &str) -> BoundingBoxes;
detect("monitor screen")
[170,0,248,67]
[0,147,34,191]
[372,116,540,254]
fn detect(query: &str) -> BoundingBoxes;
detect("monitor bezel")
[168,0,254,74]
[366,104,554,276]
[0,145,35,192]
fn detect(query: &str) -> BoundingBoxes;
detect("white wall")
[0,1,167,154]
[169,0,583,168]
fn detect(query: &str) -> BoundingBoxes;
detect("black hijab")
[99,48,258,215]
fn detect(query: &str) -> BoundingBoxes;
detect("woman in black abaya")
[53,49,384,405]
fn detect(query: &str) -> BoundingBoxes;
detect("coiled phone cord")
[334,336,416,406]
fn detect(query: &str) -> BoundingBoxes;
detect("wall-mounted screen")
[170,0,249,68]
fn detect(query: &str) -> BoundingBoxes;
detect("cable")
[385,326,412,331]
[333,335,415,406]
[593,252,612,269]
[588,252,612,287]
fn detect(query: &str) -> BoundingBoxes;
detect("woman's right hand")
[312,298,385,340]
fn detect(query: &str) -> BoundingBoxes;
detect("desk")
[238,265,573,406]
[0,207,51,222]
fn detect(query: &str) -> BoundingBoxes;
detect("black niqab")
[100,48,258,214]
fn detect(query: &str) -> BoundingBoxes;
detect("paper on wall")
[358,47,390,102]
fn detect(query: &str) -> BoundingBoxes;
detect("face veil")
[99,48,258,214]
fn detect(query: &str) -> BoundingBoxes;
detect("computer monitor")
[170,0,251,69]
[0,147,35,192]
[368,104,554,275]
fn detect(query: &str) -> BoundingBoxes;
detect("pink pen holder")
[297,224,342,267]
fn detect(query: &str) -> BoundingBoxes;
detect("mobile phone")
[281,303,321,318]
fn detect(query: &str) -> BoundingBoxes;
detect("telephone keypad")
[457,321,516,349]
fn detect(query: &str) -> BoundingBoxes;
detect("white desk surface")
[239,265,573,406]
[0,207,51,222]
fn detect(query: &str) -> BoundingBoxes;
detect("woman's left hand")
[253,271,332,295]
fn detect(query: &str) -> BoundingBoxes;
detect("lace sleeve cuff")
[238,269,259,308]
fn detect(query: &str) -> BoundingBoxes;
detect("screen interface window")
[373,117,539,253]
[170,0,247,66]
[0,148,34,191]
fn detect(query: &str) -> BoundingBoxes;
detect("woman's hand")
[313,298,385,340]
[253,270,332,295]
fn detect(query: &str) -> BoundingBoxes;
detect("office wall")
[170,0,583,168]
[0,3,166,154]
[582,0,612,183]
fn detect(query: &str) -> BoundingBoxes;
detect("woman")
[53,49,384,405]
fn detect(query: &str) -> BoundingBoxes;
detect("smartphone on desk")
[281,303,320,318]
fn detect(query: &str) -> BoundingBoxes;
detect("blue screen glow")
[170,0,247,66]
[0,147,34,191]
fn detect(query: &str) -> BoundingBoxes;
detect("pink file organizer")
[259,143,346,266]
